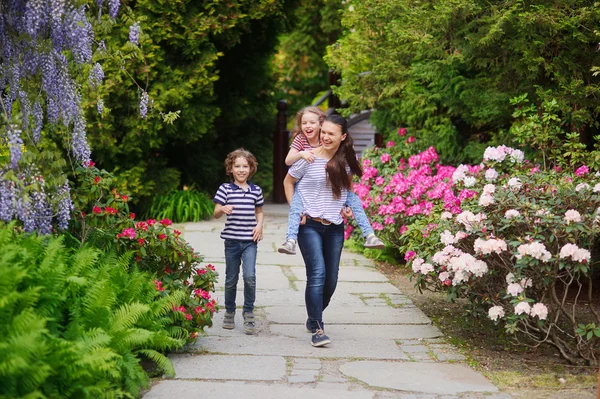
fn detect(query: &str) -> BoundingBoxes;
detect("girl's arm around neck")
[285,148,302,166]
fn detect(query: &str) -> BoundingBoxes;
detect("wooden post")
[272,100,289,204]
[374,132,383,148]
[328,70,342,111]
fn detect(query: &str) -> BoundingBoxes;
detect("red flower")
[190,331,199,339]
[87,160,95,168]
[164,267,172,274]
[174,230,181,237]
[105,207,117,215]
[92,206,102,214]
[93,176,101,184]
[159,218,172,226]
[158,233,167,240]
[137,238,145,246]
[184,313,193,321]
[119,228,136,239]
[194,306,205,314]
[146,219,156,226]
[398,127,407,136]
[136,221,149,231]
[121,195,129,202]
[197,269,207,275]
[154,280,164,291]
[443,279,452,286]
[135,255,142,262]
[407,136,416,143]
[207,264,215,271]
[81,211,87,217]
[129,213,136,219]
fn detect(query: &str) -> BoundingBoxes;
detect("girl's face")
[320,121,346,152]
[301,111,321,141]
[232,156,250,185]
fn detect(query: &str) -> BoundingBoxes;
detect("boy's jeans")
[286,190,374,241]
[224,239,257,314]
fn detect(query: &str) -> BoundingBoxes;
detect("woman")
[283,114,362,347]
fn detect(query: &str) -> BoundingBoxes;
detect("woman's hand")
[341,206,353,219]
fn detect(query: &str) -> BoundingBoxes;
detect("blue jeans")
[297,220,345,331]
[224,240,257,314]
[287,190,373,241]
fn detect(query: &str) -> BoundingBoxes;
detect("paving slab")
[270,324,442,340]
[265,305,431,325]
[339,361,498,394]
[170,354,286,381]
[193,335,410,360]
[144,380,375,399]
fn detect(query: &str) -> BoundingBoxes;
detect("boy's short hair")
[224,148,258,180]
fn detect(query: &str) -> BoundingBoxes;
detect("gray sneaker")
[222,311,235,330]
[243,312,256,335]
[278,239,297,255]
[364,234,385,249]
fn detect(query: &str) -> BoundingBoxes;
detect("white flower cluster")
[440,230,469,245]
[430,245,489,285]
[564,209,581,224]
[504,209,520,219]
[455,211,487,232]
[507,177,522,191]
[485,168,499,181]
[516,242,552,262]
[559,243,591,263]
[411,258,434,274]
[483,146,525,163]
[452,164,471,183]
[489,302,548,321]
[473,237,507,255]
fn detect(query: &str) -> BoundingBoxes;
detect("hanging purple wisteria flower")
[7,126,23,169]
[140,90,149,118]
[97,98,104,115]
[89,62,104,88]
[129,22,140,46]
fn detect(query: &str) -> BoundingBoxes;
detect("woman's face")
[320,121,346,151]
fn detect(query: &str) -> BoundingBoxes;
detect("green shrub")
[0,223,187,398]
[145,189,215,223]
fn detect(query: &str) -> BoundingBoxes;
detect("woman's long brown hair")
[324,114,363,199]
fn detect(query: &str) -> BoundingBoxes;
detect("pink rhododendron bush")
[355,142,600,364]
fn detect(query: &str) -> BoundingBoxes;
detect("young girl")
[283,114,362,346]
[278,106,385,255]
[213,148,264,335]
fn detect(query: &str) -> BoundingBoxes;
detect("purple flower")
[7,126,23,169]
[129,22,140,45]
[33,100,43,143]
[140,90,149,118]
[575,165,590,177]
[97,99,104,114]
[89,63,104,88]
[108,0,120,18]
[55,181,73,230]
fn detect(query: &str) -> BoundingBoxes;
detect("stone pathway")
[143,204,512,399]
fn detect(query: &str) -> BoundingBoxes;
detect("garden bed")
[376,261,598,399]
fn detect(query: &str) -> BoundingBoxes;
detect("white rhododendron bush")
[357,143,600,364]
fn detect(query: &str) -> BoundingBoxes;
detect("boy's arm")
[214,203,234,219]
[252,207,264,242]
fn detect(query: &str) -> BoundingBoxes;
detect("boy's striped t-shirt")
[213,182,264,241]
[289,157,348,225]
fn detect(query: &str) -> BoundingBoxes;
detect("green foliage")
[145,189,214,223]
[509,94,600,170]
[69,163,219,332]
[0,224,187,398]
[327,1,600,164]
[84,0,286,202]
[273,0,343,113]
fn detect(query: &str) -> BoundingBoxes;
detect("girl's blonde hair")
[291,106,326,140]
[224,148,258,180]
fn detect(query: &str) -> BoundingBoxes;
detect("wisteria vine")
[0,0,120,233]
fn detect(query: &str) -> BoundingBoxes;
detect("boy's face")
[301,112,321,141]
[232,156,250,185]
